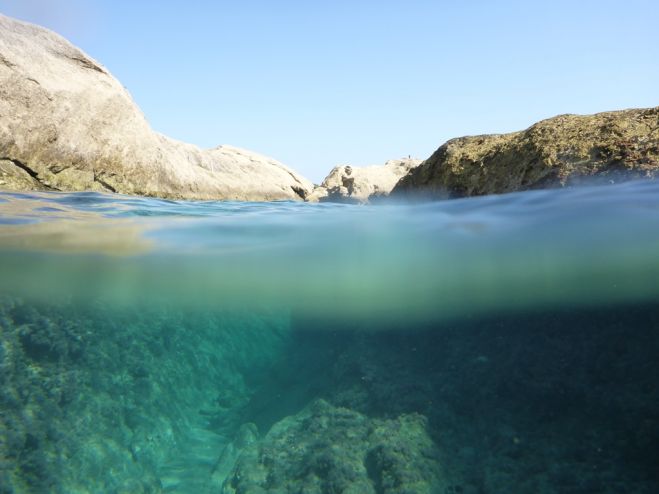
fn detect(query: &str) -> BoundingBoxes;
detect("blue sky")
[1,1,658,182]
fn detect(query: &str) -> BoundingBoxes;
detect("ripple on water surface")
[1,180,659,319]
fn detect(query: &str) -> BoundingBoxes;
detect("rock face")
[308,158,421,203]
[222,399,446,494]
[0,14,313,200]
[393,107,659,199]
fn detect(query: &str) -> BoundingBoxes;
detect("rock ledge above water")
[393,107,659,199]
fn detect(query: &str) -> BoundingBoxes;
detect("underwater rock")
[0,298,292,493]
[308,158,421,203]
[0,14,313,200]
[393,107,659,199]
[211,423,260,486]
[222,399,446,494]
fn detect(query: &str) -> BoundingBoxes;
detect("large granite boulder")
[0,14,313,200]
[308,158,421,203]
[393,107,659,199]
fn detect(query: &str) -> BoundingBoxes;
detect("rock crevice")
[0,156,58,191]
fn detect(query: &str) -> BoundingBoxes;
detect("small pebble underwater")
[0,180,658,493]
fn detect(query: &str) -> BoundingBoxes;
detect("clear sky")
[1,0,658,182]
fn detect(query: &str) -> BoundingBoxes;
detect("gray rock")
[308,158,421,203]
[0,14,313,200]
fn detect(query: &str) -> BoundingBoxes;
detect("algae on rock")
[222,399,447,494]
[393,107,659,199]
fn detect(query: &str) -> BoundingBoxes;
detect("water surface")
[0,181,658,493]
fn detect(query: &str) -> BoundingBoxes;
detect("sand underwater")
[0,180,658,493]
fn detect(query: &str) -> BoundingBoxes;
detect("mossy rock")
[222,399,448,494]
[393,107,659,198]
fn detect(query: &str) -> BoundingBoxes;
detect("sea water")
[0,181,658,493]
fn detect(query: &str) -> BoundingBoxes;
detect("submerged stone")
[223,399,446,494]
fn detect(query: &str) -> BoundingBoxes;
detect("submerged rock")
[308,158,421,203]
[223,399,446,494]
[0,14,313,200]
[393,107,659,199]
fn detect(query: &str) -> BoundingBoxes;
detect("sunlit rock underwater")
[1,180,658,493]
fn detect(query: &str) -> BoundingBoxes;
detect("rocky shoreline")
[307,158,422,203]
[0,15,312,201]
[1,14,658,203]
[393,107,659,200]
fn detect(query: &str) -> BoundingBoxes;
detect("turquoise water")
[1,181,658,493]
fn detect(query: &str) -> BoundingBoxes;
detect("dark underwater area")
[1,181,659,493]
